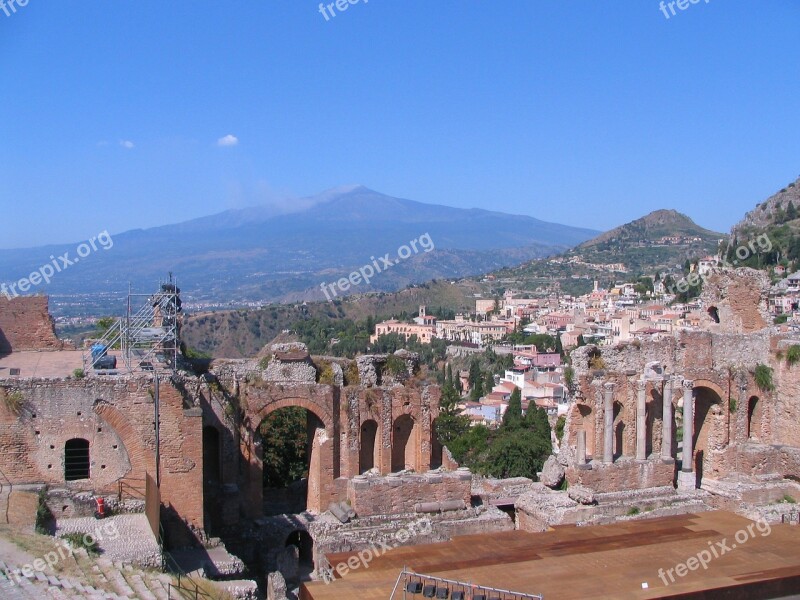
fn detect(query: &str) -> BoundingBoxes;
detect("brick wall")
[347,471,471,517]
[0,375,204,545]
[0,296,70,353]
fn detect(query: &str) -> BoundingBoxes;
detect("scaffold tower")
[82,275,182,374]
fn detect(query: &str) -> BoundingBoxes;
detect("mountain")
[485,209,724,297]
[0,186,599,313]
[580,209,722,250]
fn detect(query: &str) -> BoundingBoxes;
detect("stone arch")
[392,414,417,472]
[242,386,340,515]
[285,530,314,568]
[252,398,333,436]
[693,385,723,487]
[647,388,663,458]
[577,404,595,460]
[613,401,625,459]
[691,379,725,401]
[359,419,379,474]
[747,396,762,441]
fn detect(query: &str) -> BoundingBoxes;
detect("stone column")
[738,382,749,443]
[661,377,674,463]
[636,380,647,461]
[576,430,587,465]
[678,379,695,491]
[603,382,615,464]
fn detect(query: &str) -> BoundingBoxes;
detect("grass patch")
[0,389,25,416]
[786,345,800,366]
[781,494,796,504]
[753,364,775,392]
[60,532,100,556]
[626,507,640,516]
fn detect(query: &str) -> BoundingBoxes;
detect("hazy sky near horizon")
[1,1,799,249]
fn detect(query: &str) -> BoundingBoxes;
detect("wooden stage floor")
[302,511,800,599]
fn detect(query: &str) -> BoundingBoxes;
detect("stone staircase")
[0,552,180,599]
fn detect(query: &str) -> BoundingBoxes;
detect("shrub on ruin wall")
[786,345,800,366]
[753,364,775,392]
[0,388,24,416]
[317,360,336,385]
[344,361,360,386]
[385,354,407,377]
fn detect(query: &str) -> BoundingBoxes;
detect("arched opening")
[286,530,314,565]
[392,414,417,472]
[693,386,722,487]
[260,407,325,515]
[747,396,761,441]
[64,438,90,481]
[647,389,663,458]
[613,402,625,460]
[577,405,594,460]
[203,426,221,483]
[359,420,379,474]
[430,418,443,470]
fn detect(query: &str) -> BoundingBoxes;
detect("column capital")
[636,379,647,391]
[681,379,695,390]
[603,382,616,391]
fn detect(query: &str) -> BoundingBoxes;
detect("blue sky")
[1,0,799,249]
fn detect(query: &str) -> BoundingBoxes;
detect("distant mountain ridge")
[0,186,599,311]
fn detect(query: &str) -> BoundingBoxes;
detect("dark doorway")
[64,439,90,481]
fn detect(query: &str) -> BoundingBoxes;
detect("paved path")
[55,514,161,568]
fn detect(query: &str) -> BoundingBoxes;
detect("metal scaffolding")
[83,275,182,375]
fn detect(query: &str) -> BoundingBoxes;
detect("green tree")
[485,429,549,479]
[502,387,523,429]
[260,407,309,488]
[435,381,471,445]
[468,359,484,400]
[525,405,553,455]
[448,425,491,470]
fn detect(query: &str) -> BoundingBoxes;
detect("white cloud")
[120,140,135,149]
[217,134,239,147]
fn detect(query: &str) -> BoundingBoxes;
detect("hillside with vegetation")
[181,279,481,357]
[726,176,800,272]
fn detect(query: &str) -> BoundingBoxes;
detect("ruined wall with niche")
[0,376,204,545]
[699,268,772,333]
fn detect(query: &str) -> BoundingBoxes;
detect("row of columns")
[578,377,695,468]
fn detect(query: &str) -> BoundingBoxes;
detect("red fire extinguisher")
[95,497,106,519]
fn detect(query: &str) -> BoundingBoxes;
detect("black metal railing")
[163,551,213,600]
[117,477,147,503]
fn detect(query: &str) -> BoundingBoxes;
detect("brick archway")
[242,385,339,515]
[93,401,153,486]
[252,398,333,435]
